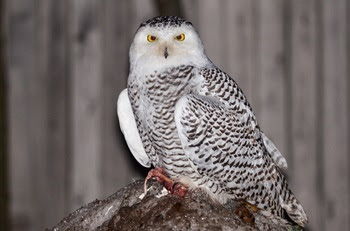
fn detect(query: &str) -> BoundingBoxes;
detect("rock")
[49,180,292,231]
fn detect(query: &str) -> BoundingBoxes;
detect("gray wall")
[4,0,349,230]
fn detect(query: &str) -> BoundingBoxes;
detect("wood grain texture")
[180,0,199,26]
[101,0,131,200]
[257,0,288,157]
[0,0,9,229]
[322,0,349,230]
[289,1,320,230]
[7,0,38,230]
[7,0,70,229]
[68,0,104,211]
[155,0,183,17]
[197,0,223,69]
[44,0,69,224]
[30,0,63,229]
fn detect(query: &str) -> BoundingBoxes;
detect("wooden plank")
[44,0,69,227]
[68,0,103,211]
[348,0,350,227]
[154,0,183,16]
[322,0,349,230]
[0,0,9,229]
[256,0,287,158]
[197,1,223,68]
[180,0,199,26]
[289,1,320,230]
[6,0,39,230]
[27,1,52,229]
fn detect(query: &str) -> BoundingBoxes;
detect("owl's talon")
[170,182,188,197]
[143,168,188,198]
[143,168,160,196]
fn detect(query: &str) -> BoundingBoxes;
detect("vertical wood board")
[7,0,37,230]
[257,0,288,158]
[68,0,104,211]
[290,0,320,230]
[197,1,223,69]
[44,0,69,226]
[322,0,349,230]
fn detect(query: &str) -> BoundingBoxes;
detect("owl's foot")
[234,200,259,226]
[144,167,188,197]
[170,182,188,197]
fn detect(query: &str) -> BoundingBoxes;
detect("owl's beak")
[164,47,169,59]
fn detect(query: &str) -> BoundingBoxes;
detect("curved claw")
[143,168,188,198]
[171,182,188,197]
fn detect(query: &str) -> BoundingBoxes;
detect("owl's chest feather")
[128,66,197,151]
[130,66,195,119]
[141,74,190,139]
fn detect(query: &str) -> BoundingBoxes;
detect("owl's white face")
[129,21,210,74]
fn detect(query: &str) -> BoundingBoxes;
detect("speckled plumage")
[139,16,192,29]
[118,16,307,227]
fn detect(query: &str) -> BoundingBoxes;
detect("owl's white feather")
[117,89,150,167]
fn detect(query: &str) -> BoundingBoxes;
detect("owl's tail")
[280,190,308,227]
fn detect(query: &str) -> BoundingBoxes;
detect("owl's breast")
[127,65,203,175]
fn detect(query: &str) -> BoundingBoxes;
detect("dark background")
[1,0,349,230]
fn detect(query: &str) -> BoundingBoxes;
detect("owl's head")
[129,16,210,73]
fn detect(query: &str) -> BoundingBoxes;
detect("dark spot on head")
[138,16,192,29]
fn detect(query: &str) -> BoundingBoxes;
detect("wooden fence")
[4,0,349,230]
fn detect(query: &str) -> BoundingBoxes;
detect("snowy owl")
[117,16,308,227]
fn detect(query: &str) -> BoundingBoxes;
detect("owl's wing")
[174,94,267,182]
[174,94,307,226]
[197,68,287,169]
[117,89,151,167]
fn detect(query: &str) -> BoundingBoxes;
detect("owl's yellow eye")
[147,35,157,42]
[174,33,185,41]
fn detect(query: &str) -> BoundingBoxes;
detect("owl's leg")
[234,200,259,226]
[144,168,188,197]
